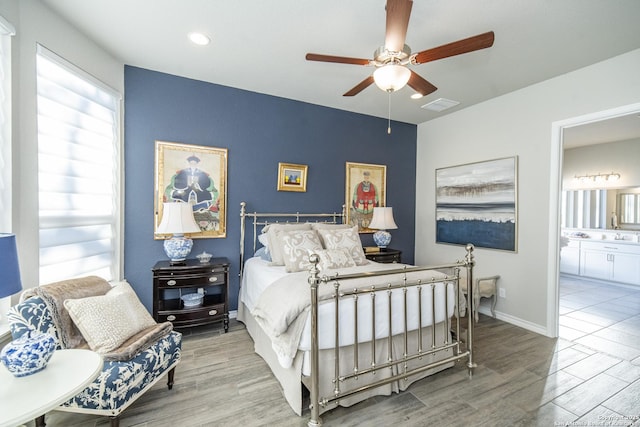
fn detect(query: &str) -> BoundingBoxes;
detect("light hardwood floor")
[30,280,640,426]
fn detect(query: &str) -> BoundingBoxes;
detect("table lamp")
[0,233,23,321]
[156,203,201,264]
[369,207,398,248]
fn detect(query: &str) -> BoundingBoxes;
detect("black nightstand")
[152,258,229,332]
[365,248,402,264]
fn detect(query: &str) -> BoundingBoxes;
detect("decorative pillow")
[108,280,138,296]
[255,246,272,262]
[279,229,323,272]
[310,223,351,230]
[258,233,269,248]
[317,225,368,266]
[313,248,356,270]
[263,223,312,265]
[64,284,156,354]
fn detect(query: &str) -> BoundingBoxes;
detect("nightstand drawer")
[156,271,226,288]
[158,302,226,327]
[365,248,402,264]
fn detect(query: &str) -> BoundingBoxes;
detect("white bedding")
[240,256,458,370]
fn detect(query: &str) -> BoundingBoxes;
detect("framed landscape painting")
[277,162,308,192]
[435,156,517,252]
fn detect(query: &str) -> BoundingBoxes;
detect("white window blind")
[37,45,121,284]
[0,15,15,232]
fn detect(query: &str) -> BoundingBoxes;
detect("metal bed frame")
[239,202,476,426]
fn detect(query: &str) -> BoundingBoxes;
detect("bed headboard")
[239,201,346,279]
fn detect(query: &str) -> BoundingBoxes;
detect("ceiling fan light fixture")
[373,64,410,93]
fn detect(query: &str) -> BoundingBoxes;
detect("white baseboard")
[229,310,237,319]
[477,306,548,336]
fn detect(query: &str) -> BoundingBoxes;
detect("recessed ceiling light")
[410,93,424,100]
[420,98,460,112]
[188,32,210,46]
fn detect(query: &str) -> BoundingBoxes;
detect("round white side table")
[0,348,102,427]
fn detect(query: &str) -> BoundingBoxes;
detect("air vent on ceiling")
[421,98,460,112]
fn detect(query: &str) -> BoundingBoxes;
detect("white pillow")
[108,280,138,296]
[64,283,156,354]
[279,229,323,273]
[316,225,368,266]
[312,248,356,270]
[310,223,351,230]
[263,223,312,265]
[258,233,269,248]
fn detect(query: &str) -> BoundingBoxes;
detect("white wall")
[415,48,640,335]
[563,138,640,190]
[0,0,123,291]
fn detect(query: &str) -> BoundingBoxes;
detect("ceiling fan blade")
[413,31,495,64]
[306,53,370,66]
[385,0,413,52]
[407,71,437,96]
[343,76,375,96]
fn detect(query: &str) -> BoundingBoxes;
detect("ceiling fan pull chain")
[387,91,392,134]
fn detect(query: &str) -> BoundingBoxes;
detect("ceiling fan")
[305,0,495,98]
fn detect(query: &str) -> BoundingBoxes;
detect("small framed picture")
[277,162,308,192]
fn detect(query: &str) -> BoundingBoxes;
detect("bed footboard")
[306,244,476,427]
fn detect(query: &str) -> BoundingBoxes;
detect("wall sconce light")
[574,172,620,183]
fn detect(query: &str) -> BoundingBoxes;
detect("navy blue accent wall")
[124,66,417,312]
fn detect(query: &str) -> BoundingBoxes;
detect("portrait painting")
[345,162,387,232]
[436,156,517,251]
[155,141,228,239]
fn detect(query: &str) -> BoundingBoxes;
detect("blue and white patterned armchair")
[6,277,182,427]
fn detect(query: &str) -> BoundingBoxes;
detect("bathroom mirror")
[562,187,640,230]
[619,192,640,225]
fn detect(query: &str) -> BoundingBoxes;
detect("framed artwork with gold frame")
[154,140,228,239]
[345,162,387,232]
[277,162,308,192]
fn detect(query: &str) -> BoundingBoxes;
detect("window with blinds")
[0,16,15,232]
[36,45,122,284]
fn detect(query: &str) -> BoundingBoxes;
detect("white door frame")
[547,102,640,337]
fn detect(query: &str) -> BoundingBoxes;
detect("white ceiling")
[563,113,640,149]
[42,0,640,136]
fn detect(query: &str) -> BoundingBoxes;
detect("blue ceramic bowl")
[0,331,56,377]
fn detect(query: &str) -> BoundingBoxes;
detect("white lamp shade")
[373,64,411,92]
[369,207,398,230]
[156,202,200,235]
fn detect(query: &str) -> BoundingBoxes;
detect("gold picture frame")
[345,162,387,232]
[277,162,308,192]
[154,140,228,239]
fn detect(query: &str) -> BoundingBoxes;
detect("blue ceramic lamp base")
[163,234,194,263]
[373,230,392,248]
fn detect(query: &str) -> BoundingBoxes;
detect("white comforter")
[241,257,460,369]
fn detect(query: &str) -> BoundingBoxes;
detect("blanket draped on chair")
[21,275,173,362]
